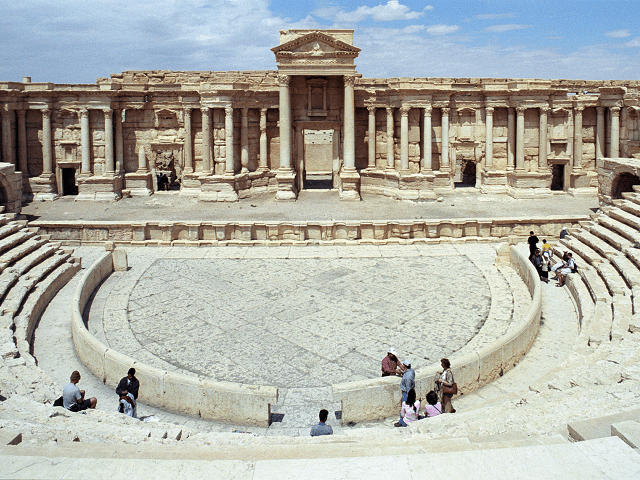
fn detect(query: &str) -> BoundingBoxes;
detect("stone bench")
[572,229,620,259]
[585,222,633,252]
[568,408,640,441]
[611,420,640,449]
[597,213,640,246]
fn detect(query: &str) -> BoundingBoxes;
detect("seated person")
[395,388,420,427]
[116,368,140,400]
[556,252,576,287]
[119,392,137,418]
[63,370,97,412]
[551,251,569,278]
[310,409,333,436]
[423,390,442,417]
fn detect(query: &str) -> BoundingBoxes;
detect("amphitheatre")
[1,28,640,477]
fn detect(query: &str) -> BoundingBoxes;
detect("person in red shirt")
[381,348,405,377]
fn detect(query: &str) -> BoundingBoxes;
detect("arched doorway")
[612,172,640,199]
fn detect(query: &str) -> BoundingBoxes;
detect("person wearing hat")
[381,348,405,377]
[63,370,97,412]
[399,359,415,403]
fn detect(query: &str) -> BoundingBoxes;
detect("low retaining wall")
[31,216,587,246]
[71,252,278,426]
[332,244,542,424]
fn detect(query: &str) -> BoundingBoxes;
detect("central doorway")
[301,129,339,190]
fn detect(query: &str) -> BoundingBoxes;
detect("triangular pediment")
[272,31,360,55]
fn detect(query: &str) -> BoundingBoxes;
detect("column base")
[124,171,152,197]
[75,174,123,202]
[432,170,454,195]
[480,170,508,194]
[568,170,598,197]
[29,173,57,202]
[199,175,238,202]
[179,172,202,197]
[339,169,361,201]
[275,169,298,201]
[506,171,553,198]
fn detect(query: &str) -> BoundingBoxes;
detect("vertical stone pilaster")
[367,106,376,169]
[115,109,124,174]
[441,107,450,171]
[259,108,268,171]
[422,105,432,172]
[278,75,292,171]
[596,106,605,160]
[611,106,620,158]
[41,108,53,175]
[507,107,515,170]
[1,106,14,166]
[538,106,549,170]
[485,106,494,168]
[573,106,583,170]
[400,105,410,172]
[515,106,525,171]
[80,109,91,175]
[17,110,27,174]
[241,107,249,173]
[183,108,193,173]
[201,107,211,174]
[386,107,394,170]
[225,106,234,175]
[343,75,356,170]
[137,145,147,172]
[104,109,114,174]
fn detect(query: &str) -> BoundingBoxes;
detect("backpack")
[53,396,64,407]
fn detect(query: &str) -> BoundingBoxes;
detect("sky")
[1,0,639,84]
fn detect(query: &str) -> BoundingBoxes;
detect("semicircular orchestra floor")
[94,243,522,389]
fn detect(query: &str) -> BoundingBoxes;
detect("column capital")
[16,109,26,119]
[540,106,550,115]
[241,106,248,115]
[79,108,89,118]
[597,106,605,115]
[574,105,585,113]
[343,75,356,87]
[441,107,450,116]
[611,106,621,114]
[41,108,51,119]
[260,107,268,114]
[423,105,432,114]
[485,106,494,115]
[386,106,394,114]
[103,108,113,119]
[277,75,291,87]
[184,107,192,117]
[400,105,410,116]
[201,106,210,114]
[225,106,233,118]
[516,106,526,115]
[367,106,377,114]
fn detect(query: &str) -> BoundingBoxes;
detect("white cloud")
[426,24,460,36]
[475,13,515,20]
[606,29,631,38]
[485,24,530,33]
[314,1,425,23]
[625,37,640,48]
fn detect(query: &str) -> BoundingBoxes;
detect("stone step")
[572,229,620,259]
[568,408,640,441]
[596,215,640,247]
[585,222,633,252]
[594,261,630,296]
[0,429,22,446]
[0,229,35,258]
[608,254,640,289]
[0,222,21,242]
[621,191,640,207]
[558,237,603,267]
[611,420,640,449]
[0,236,48,271]
[587,298,613,347]
[0,245,56,302]
[603,209,640,239]
[611,293,633,342]
[617,198,640,220]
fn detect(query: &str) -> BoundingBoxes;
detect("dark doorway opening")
[612,172,640,199]
[61,168,78,195]
[454,159,476,188]
[303,173,333,190]
[551,164,564,191]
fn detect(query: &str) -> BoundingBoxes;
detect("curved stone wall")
[332,244,542,424]
[71,252,278,427]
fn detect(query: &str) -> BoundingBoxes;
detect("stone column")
[367,106,376,169]
[343,75,356,170]
[80,109,91,174]
[201,107,211,174]
[115,109,124,174]
[573,106,583,170]
[183,108,193,173]
[1,106,14,166]
[225,106,234,175]
[596,106,605,159]
[441,107,450,170]
[400,105,410,172]
[137,144,147,172]
[386,107,394,170]
[104,109,114,175]
[516,106,525,171]
[538,106,549,170]
[422,105,432,172]
[278,75,292,170]
[41,108,53,175]
[259,108,268,170]
[485,106,494,168]
[17,110,27,174]
[240,107,249,173]
[507,107,515,170]
[611,106,620,158]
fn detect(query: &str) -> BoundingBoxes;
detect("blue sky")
[1,0,639,84]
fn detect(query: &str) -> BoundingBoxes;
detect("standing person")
[435,358,456,413]
[399,359,415,403]
[395,388,420,427]
[540,251,551,283]
[424,390,442,418]
[532,249,543,278]
[541,239,552,257]
[116,368,140,400]
[63,371,97,412]
[527,231,539,260]
[310,409,333,436]
[381,348,405,377]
